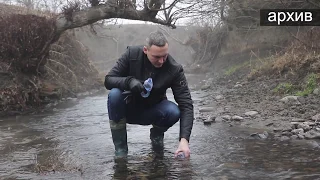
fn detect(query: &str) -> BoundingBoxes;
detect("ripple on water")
[1,86,320,179]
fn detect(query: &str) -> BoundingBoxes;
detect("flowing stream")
[1,74,320,180]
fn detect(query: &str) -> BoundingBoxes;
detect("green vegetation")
[295,73,319,96]
[273,73,319,96]
[224,62,249,76]
[273,83,294,95]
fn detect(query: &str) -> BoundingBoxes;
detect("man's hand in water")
[174,138,190,158]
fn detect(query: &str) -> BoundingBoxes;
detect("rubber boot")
[109,118,128,158]
[150,125,168,151]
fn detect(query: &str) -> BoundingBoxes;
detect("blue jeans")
[107,88,180,128]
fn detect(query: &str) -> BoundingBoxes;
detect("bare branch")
[147,0,179,11]
[305,0,320,8]
[159,26,185,45]
[89,0,100,6]
[56,1,176,35]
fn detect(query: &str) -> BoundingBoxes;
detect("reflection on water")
[0,74,320,179]
[112,150,195,180]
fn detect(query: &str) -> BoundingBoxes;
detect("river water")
[1,74,320,180]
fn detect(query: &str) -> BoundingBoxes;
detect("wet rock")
[280,96,301,105]
[265,122,274,127]
[196,116,207,121]
[297,97,306,104]
[231,115,244,121]
[291,118,305,122]
[290,122,300,129]
[311,113,320,121]
[282,131,292,136]
[78,92,90,96]
[291,135,298,139]
[203,116,216,125]
[282,124,294,132]
[199,107,215,113]
[45,103,53,108]
[195,117,202,121]
[215,95,224,100]
[291,128,304,135]
[189,86,197,91]
[280,136,290,141]
[221,115,231,121]
[67,97,77,101]
[250,131,269,139]
[303,130,320,139]
[273,128,283,132]
[216,107,225,113]
[200,85,211,91]
[297,123,311,131]
[297,134,305,139]
[234,84,242,88]
[274,134,281,138]
[200,81,211,90]
[245,111,259,117]
[207,77,214,82]
[305,122,317,126]
[313,88,319,95]
[214,116,224,122]
[250,133,259,139]
[203,120,213,125]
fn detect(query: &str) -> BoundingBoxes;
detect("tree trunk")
[55,2,176,36]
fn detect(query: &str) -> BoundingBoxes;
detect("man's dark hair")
[145,31,168,48]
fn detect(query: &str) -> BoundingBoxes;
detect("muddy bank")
[0,31,102,118]
[195,73,320,144]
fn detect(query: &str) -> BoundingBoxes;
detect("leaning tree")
[0,0,185,74]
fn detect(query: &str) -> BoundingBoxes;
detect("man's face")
[143,43,169,68]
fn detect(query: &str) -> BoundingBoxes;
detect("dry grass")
[271,28,320,76]
[248,27,320,79]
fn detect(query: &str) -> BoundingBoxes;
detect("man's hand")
[128,78,144,94]
[174,138,190,158]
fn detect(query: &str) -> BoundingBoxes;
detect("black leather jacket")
[104,46,194,142]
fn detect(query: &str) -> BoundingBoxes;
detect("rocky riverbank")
[193,73,320,145]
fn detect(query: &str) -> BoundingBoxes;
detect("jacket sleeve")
[171,66,194,142]
[104,48,131,91]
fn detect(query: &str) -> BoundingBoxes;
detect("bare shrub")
[0,14,56,74]
[248,27,320,80]
[185,0,320,75]
[272,27,320,75]
[186,24,228,66]
[43,31,100,96]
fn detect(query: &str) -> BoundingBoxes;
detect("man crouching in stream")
[104,31,194,158]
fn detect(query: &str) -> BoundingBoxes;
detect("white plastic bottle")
[141,78,153,98]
